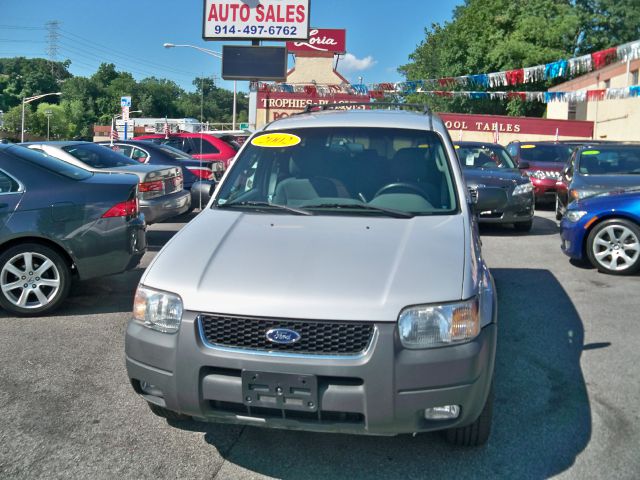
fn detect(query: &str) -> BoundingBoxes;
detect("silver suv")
[126,105,506,446]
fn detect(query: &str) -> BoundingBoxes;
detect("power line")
[45,20,60,77]
[58,29,201,77]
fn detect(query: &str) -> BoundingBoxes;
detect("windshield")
[518,144,574,163]
[215,127,458,216]
[578,147,640,175]
[455,144,516,169]
[62,143,139,168]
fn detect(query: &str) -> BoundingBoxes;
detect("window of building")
[604,79,611,89]
[632,70,639,86]
[568,100,577,120]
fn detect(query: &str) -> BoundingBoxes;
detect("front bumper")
[126,313,496,436]
[532,178,559,202]
[140,189,191,224]
[478,192,534,225]
[560,218,587,260]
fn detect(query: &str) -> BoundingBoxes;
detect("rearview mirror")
[471,186,508,213]
[518,161,530,169]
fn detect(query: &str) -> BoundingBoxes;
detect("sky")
[0,0,462,94]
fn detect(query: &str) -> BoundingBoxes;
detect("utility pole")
[45,20,60,77]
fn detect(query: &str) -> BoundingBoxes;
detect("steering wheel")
[374,182,430,199]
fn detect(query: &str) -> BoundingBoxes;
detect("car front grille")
[198,315,375,356]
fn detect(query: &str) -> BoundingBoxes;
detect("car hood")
[142,209,467,322]
[463,168,527,187]
[524,161,565,171]
[573,174,640,191]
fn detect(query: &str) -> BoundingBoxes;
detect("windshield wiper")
[216,200,313,216]
[303,202,415,218]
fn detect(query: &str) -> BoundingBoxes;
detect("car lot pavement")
[1,209,639,479]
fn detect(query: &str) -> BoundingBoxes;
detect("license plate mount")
[241,371,318,412]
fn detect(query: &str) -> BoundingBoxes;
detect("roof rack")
[301,102,431,115]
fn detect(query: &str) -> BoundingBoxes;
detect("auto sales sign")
[203,0,310,41]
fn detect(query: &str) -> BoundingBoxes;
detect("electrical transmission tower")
[45,20,60,77]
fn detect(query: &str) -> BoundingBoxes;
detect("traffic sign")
[239,123,249,130]
[122,106,130,122]
[121,96,132,108]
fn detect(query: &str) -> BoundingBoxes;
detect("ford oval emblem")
[266,328,301,345]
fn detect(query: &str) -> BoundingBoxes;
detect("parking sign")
[121,96,132,108]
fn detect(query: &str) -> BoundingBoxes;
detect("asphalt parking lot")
[1,209,639,480]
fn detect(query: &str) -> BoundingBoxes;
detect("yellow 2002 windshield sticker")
[582,150,600,155]
[521,145,536,149]
[251,133,301,148]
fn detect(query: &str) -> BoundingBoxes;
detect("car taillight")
[102,198,138,218]
[139,180,164,192]
[187,167,214,180]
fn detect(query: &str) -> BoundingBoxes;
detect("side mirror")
[518,161,530,169]
[471,186,508,213]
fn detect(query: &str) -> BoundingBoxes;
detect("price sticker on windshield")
[251,133,301,148]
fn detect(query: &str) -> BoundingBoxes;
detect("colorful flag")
[110,118,118,145]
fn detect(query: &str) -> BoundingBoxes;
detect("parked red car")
[506,141,574,204]
[134,133,237,173]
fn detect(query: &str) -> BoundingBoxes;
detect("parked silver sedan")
[24,142,190,224]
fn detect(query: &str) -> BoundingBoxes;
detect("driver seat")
[389,148,441,203]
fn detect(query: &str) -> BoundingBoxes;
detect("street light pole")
[163,43,237,130]
[21,92,62,142]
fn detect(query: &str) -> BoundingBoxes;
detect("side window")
[113,144,133,157]
[131,148,149,163]
[165,138,188,153]
[0,171,21,193]
[190,138,220,155]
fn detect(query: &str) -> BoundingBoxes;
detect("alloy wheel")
[592,225,640,272]
[1,251,61,309]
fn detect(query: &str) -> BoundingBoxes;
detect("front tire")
[444,384,493,447]
[0,243,71,316]
[586,219,640,275]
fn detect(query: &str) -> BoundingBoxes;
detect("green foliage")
[0,58,248,140]
[399,0,640,116]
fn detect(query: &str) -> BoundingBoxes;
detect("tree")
[398,0,640,116]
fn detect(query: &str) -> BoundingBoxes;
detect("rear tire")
[0,243,71,316]
[514,220,533,232]
[444,384,493,447]
[147,402,191,421]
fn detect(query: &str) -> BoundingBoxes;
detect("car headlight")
[570,189,601,201]
[133,285,183,333]
[398,297,479,349]
[513,182,533,195]
[565,210,588,223]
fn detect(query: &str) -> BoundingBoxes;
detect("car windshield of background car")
[9,145,92,180]
[215,127,458,216]
[62,143,139,169]
[457,146,516,169]
[519,144,574,163]
[578,147,640,175]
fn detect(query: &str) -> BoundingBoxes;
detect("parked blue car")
[561,189,640,275]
